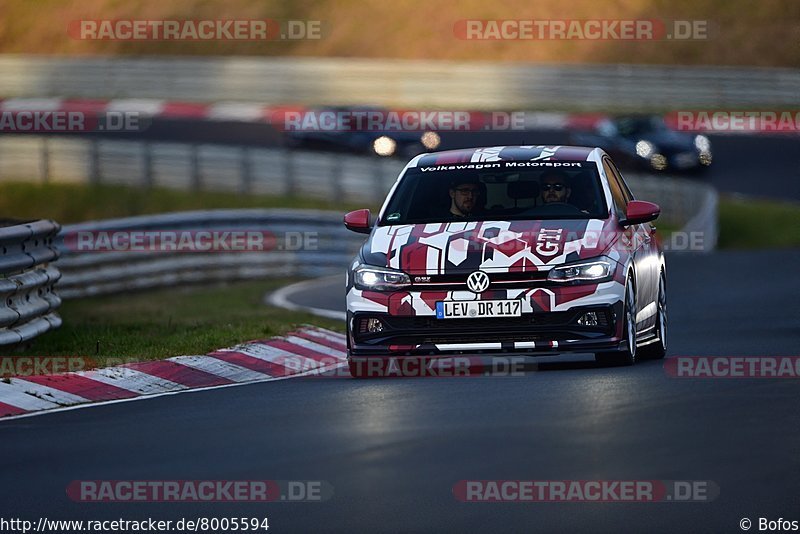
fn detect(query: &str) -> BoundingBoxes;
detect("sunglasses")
[455,187,480,195]
[542,183,567,192]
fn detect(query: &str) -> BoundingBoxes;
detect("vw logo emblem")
[466,271,490,293]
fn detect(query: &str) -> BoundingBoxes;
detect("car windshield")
[379,161,608,225]
[615,116,668,136]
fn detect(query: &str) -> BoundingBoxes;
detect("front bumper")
[347,302,626,358]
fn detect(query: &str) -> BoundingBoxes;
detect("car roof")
[410,145,598,167]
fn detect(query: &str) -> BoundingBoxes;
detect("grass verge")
[6,279,343,367]
[718,196,800,249]
[0,182,373,224]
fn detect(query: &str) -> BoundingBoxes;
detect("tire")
[596,276,637,366]
[640,272,667,360]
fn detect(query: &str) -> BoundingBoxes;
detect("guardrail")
[56,210,361,298]
[0,55,797,110]
[0,135,717,241]
[0,136,399,205]
[624,172,718,252]
[0,219,62,345]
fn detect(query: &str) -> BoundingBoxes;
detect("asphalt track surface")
[75,118,800,201]
[1,249,798,532]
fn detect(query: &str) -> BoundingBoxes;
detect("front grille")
[380,312,572,330]
[353,307,614,344]
[410,271,550,291]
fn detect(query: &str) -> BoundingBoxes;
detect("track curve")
[1,249,798,532]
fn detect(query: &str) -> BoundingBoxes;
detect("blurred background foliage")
[0,0,797,66]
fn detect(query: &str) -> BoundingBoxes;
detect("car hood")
[361,219,618,275]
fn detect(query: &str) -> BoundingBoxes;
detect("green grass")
[0,182,374,224]
[10,279,343,367]
[0,181,354,370]
[718,197,800,249]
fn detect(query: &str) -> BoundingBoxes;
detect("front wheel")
[596,277,637,366]
[640,273,667,360]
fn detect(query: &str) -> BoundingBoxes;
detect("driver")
[448,178,483,217]
[539,170,572,205]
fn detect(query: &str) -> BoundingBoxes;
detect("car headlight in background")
[635,140,667,169]
[547,257,614,283]
[694,134,713,166]
[694,134,711,152]
[354,265,411,291]
[373,136,397,156]
[649,153,668,170]
[420,131,441,150]
[635,140,655,158]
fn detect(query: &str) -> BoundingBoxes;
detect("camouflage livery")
[345,146,665,364]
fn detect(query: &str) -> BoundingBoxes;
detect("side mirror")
[344,209,372,234]
[621,200,660,226]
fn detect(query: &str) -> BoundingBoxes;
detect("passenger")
[539,171,572,205]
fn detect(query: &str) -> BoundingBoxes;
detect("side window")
[602,158,627,216]
[609,161,634,203]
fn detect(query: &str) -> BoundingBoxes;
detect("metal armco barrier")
[0,56,796,109]
[55,210,364,298]
[0,219,62,345]
[0,136,399,205]
[0,136,717,245]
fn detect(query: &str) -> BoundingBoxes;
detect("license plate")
[435,299,522,319]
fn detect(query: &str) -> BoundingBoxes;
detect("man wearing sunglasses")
[539,170,572,205]
[448,179,483,217]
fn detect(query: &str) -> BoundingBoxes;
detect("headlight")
[373,136,397,156]
[694,134,711,152]
[650,153,667,170]
[354,265,410,291]
[635,140,655,158]
[547,257,614,283]
[420,131,440,150]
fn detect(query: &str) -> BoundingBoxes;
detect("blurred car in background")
[570,115,712,173]
[283,106,441,158]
